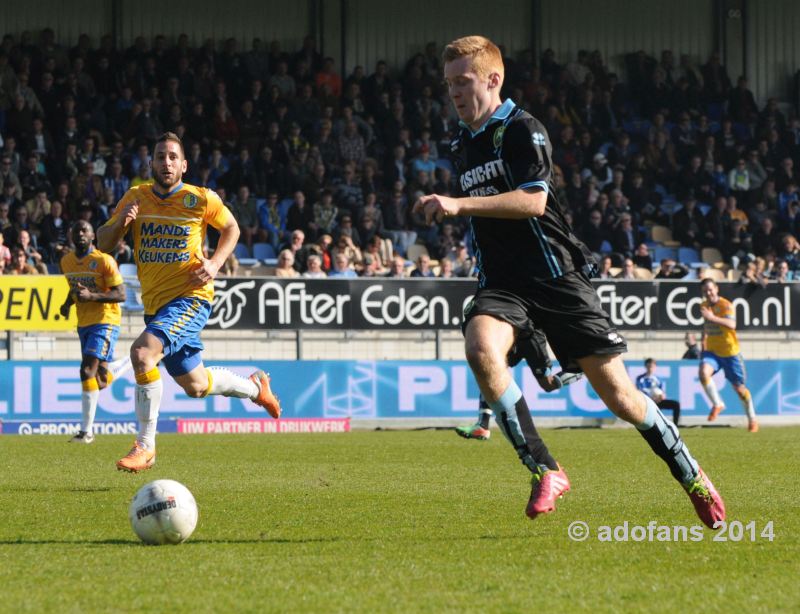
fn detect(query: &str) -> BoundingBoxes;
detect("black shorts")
[507,328,551,374]
[463,272,627,365]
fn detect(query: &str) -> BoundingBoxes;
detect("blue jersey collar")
[151,182,184,200]
[76,246,94,260]
[459,99,516,137]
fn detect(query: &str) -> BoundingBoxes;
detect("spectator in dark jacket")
[655,258,689,279]
[752,217,779,256]
[672,197,707,249]
[578,208,609,254]
[632,243,653,270]
[610,213,642,258]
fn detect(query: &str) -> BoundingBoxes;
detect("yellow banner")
[0,276,78,331]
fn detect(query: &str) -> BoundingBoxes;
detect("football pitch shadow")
[0,536,345,546]
[10,486,114,493]
[0,534,529,546]
[0,538,135,545]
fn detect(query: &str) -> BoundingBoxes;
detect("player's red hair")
[442,36,504,82]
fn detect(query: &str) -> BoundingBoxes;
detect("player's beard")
[75,242,90,257]
[154,169,182,192]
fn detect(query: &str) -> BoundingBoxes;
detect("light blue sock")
[488,380,540,473]
[487,380,522,415]
[636,393,698,484]
[636,394,659,430]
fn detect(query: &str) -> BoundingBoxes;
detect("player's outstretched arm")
[59,294,74,318]
[192,215,240,286]
[699,305,736,330]
[97,200,139,253]
[211,215,240,269]
[59,262,73,317]
[73,283,125,303]
[412,189,546,225]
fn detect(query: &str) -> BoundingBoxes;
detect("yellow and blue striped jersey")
[702,296,740,357]
[104,183,232,314]
[60,248,123,326]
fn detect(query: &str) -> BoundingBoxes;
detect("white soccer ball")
[129,479,198,545]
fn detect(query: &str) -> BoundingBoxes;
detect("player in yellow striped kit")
[698,278,758,432]
[98,132,281,472]
[60,220,131,443]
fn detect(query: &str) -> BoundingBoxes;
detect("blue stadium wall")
[1,360,798,428]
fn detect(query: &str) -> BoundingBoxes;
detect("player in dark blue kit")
[456,329,583,440]
[414,35,724,527]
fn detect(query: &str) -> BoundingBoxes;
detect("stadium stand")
[0,29,797,283]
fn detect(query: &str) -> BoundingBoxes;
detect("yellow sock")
[135,367,161,385]
[81,378,99,392]
[739,388,756,421]
[200,368,214,398]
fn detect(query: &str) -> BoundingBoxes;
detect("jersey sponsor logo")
[140,222,192,237]
[459,159,506,191]
[532,132,546,146]
[468,186,500,197]
[140,236,188,250]
[69,275,98,289]
[493,126,505,149]
[139,220,192,264]
[138,250,191,264]
[183,194,198,209]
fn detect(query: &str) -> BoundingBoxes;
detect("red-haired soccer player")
[414,35,724,527]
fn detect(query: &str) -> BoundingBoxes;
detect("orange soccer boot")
[116,442,156,473]
[249,370,282,419]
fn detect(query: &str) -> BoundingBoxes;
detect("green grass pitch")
[0,427,798,612]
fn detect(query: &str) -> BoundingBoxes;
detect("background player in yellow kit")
[97,132,280,472]
[59,220,131,443]
[698,278,758,432]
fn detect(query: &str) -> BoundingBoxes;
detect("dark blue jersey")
[449,99,594,288]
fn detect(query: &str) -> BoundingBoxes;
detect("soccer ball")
[129,479,198,545]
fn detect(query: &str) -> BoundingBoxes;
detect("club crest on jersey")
[183,194,198,209]
[493,126,505,148]
[88,260,98,270]
[532,132,546,146]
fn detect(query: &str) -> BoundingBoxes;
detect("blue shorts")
[145,297,211,377]
[701,351,746,386]
[78,324,120,362]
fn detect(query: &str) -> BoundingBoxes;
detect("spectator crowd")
[0,28,798,281]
